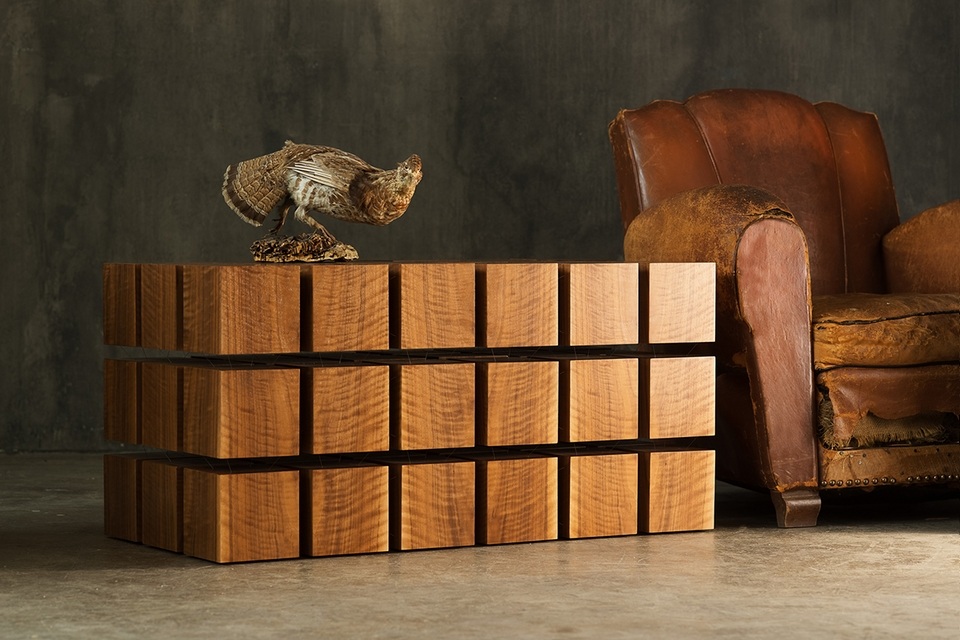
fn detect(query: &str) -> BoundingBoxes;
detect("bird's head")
[397,154,423,187]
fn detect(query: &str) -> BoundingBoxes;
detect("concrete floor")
[1,454,957,639]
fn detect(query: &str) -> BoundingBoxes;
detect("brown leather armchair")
[609,89,960,527]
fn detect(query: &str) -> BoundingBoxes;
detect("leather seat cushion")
[817,364,960,449]
[812,293,960,369]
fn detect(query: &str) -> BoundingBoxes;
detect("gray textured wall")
[2,1,957,451]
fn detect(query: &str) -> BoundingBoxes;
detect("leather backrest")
[610,89,900,295]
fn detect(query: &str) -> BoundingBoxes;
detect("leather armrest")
[624,184,804,366]
[625,184,818,495]
[883,199,960,293]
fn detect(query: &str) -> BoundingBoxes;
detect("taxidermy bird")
[221,141,423,248]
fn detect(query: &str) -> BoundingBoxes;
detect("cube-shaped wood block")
[140,361,181,451]
[561,263,638,346]
[390,262,475,349]
[103,454,142,542]
[139,263,181,350]
[390,459,475,551]
[182,366,300,458]
[140,458,183,552]
[478,263,558,347]
[104,359,139,445]
[303,263,390,352]
[640,450,715,533]
[476,455,558,545]
[560,452,638,539]
[643,356,715,439]
[307,365,390,454]
[182,264,300,355]
[647,262,715,344]
[302,463,390,556]
[183,466,300,563]
[392,362,475,450]
[562,358,639,442]
[103,263,139,346]
[478,360,558,446]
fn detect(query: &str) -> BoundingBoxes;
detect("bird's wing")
[288,150,374,192]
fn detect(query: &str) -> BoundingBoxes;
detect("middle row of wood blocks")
[104,355,715,457]
[104,447,715,563]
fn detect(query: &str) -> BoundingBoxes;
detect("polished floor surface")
[1,453,957,639]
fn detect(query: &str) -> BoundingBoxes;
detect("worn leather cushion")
[817,364,960,449]
[813,293,960,369]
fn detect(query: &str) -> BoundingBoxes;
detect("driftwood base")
[250,233,359,262]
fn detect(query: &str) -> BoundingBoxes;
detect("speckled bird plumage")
[222,141,423,239]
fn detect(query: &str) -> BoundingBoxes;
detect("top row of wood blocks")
[103,262,715,355]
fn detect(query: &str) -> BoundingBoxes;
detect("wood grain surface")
[478,360,559,446]
[476,455,558,545]
[304,464,390,556]
[563,357,639,442]
[390,262,475,349]
[307,364,390,454]
[303,263,390,352]
[140,458,182,552]
[392,362,475,450]
[103,359,139,445]
[391,460,475,550]
[140,361,181,451]
[478,262,558,347]
[183,466,300,563]
[103,453,142,542]
[561,262,638,346]
[643,356,716,439]
[139,263,181,350]
[182,264,300,354]
[182,365,300,458]
[102,263,139,346]
[647,262,715,344]
[561,451,638,539]
[640,449,715,533]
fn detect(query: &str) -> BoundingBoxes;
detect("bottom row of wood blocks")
[104,449,715,563]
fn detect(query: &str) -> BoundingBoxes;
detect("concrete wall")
[2,0,957,451]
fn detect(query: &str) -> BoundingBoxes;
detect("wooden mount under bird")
[222,141,423,259]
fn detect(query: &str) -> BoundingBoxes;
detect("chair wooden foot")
[770,488,821,528]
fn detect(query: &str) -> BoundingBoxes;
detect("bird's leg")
[269,198,294,235]
[294,205,339,247]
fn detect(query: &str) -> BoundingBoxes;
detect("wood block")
[183,464,300,563]
[560,262,638,346]
[640,450,715,533]
[302,462,390,556]
[140,361,181,451]
[104,359,139,444]
[140,263,182,350]
[140,458,183,552]
[477,263,558,347]
[102,263,139,346]
[478,360,558,446]
[647,262,715,344]
[392,362,475,450]
[560,451,638,539]
[475,454,558,545]
[390,459,475,550]
[303,263,390,352]
[562,357,639,442]
[103,454,142,542]
[643,356,715,439]
[182,264,300,355]
[306,364,390,454]
[182,365,300,458]
[390,263,475,349]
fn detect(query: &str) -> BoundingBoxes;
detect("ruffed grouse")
[222,141,423,247]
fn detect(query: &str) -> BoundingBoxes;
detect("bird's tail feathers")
[222,162,267,227]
